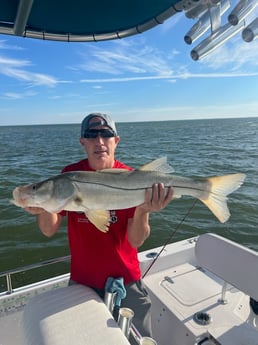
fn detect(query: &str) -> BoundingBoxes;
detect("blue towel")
[105,277,126,307]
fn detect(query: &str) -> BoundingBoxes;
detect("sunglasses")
[83,129,115,139]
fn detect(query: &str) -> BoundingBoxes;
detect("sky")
[0,2,257,126]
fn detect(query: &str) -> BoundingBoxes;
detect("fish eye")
[32,184,37,191]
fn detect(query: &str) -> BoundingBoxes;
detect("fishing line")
[142,199,198,278]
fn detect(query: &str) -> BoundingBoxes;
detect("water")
[0,118,258,288]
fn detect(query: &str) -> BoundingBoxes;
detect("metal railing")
[0,255,71,294]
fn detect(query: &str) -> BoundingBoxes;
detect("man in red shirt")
[26,113,173,342]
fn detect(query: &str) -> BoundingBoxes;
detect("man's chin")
[95,152,108,159]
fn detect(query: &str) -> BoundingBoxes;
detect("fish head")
[11,180,55,208]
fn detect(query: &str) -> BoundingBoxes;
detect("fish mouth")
[12,186,32,208]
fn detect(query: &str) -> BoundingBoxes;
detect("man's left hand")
[138,183,174,213]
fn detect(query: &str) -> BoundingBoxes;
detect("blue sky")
[0,3,257,126]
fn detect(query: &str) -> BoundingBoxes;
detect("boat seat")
[195,233,258,301]
[22,284,130,345]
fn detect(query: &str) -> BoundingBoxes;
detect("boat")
[0,0,257,59]
[0,1,257,344]
[1,232,258,344]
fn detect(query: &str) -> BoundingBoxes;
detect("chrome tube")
[130,323,157,344]
[209,2,222,32]
[118,315,158,344]
[140,337,158,345]
[130,323,142,344]
[185,0,221,19]
[6,274,13,294]
[14,0,34,36]
[184,0,230,44]
[228,0,258,25]
[185,11,211,44]
[117,307,134,339]
[218,281,228,304]
[242,17,258,42]
[191,20,245,60]
[104,291,117,313]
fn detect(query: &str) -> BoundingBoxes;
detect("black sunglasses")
[83,129,115,139]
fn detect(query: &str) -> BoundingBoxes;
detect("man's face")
[80,116,120,170]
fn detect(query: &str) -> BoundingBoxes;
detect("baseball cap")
[81,113,118,138]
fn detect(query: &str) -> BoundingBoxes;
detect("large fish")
[11,157,245,232]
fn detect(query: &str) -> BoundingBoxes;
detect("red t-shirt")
[61,159,141,289]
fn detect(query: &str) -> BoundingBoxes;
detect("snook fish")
[11,157,246,232]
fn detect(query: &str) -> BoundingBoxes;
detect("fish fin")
[86,210,111,233]
[199,173,246,223]
[139,157,174,173]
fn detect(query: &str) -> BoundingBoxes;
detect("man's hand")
[137,183,174,213]
[127,184,173,248]
[24,207,62,237]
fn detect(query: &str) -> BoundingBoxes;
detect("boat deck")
[1,234,258,345]
[139,234,258,345]
[144,262,257,345]
[1,310,24,345]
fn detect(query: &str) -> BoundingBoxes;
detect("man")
[26,113,173,342]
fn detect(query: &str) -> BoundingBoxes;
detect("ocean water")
[0,118,258,289]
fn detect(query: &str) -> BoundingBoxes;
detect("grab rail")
[0,255,70,294]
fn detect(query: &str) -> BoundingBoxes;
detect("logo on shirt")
[110,210,118,224]
[76,211,118,225]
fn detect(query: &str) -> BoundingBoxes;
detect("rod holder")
[191,20,245,60]
[242,17,258,42]
[228,0,257,26]
[117,307,134,339]
[140,337,158,345]
[130,322,158,344]
[185,0,231,44]
[104,291,117,313]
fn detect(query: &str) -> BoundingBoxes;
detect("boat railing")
[0,255,71,294]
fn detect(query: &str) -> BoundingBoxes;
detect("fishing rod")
[142,199,198,278]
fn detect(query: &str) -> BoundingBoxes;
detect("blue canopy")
[0,0,183,42]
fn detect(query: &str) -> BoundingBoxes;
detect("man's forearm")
[37,211,62,237]
[127,209,150,248]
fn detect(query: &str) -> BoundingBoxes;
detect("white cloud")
[202,38,258,70]
[1,67,58,86]
[78,40,173,76]
[0,55,60,87]
[80,70,258,83]
[0,55,31,67]
[3,90,37,99]
[77,20,258,83]
[3,92,24,99]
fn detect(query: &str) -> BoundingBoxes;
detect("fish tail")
[199,173,246,223]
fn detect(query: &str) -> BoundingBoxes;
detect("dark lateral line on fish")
[70,180,207,193]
